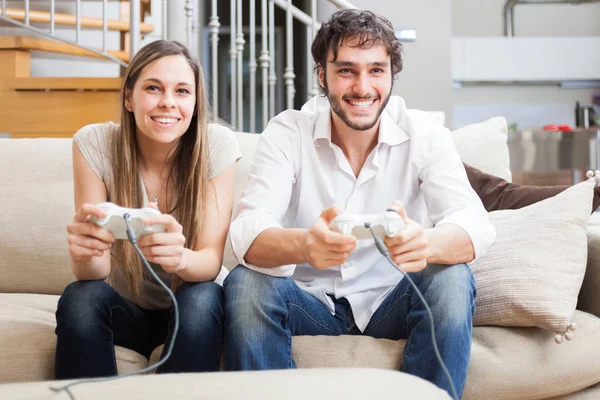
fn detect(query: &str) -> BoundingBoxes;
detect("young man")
[224,9,495,397]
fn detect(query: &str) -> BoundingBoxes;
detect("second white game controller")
[329,210,405,240]
[90,202,166,240]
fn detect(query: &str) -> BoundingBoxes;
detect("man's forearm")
[245,228,308,268]
[425,224,475,265]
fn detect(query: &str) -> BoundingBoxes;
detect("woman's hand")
[137,210,187,274]
[66,203,115,263]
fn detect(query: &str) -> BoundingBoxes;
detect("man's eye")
[339,69,352,74]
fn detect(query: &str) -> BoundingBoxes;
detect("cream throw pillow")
[451,116,512,182]
[470,178,594,335]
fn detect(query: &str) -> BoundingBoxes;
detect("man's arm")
[246,206,355,269]
[464,162,600,212]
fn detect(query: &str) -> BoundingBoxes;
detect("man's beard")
[327,88,391,131]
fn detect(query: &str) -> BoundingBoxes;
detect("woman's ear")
[124,88,132,112]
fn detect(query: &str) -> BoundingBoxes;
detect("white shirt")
[229,95,496,331]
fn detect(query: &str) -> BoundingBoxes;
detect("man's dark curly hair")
[311,9,403,81]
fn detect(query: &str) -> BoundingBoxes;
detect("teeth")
[348,100,374,108]
[152,117,178,124]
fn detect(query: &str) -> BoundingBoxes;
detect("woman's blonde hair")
[110,40,210,304]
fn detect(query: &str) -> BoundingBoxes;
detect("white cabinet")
[452,37,600,82]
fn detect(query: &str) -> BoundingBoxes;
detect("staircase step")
[0,7,154,33]
[0,90,120,137]
[5,77,122,91]
[0,36,129,62]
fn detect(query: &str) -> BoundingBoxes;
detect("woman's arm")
[175,162,237,282]
[67,141,113,280]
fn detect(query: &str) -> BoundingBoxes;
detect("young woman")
[55,40,240,378]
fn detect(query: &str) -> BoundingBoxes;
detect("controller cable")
[365,223,459,400]
[50,214,179,397]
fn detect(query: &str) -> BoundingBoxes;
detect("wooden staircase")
[0,2,152,138]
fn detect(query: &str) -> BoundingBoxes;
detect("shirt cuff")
[229,210,297,277]
[436,209,496,262]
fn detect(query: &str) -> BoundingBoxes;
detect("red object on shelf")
[543,124,573,132]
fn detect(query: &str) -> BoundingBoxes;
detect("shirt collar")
[304,95,410,147]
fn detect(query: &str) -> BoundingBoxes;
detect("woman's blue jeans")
[224,263,475,398]
[55,279,224,379]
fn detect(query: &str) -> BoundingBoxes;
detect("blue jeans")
[55,279,224,379]
[224,263,475,398]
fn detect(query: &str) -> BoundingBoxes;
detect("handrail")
[0,1,142,66]
[0,7,154,33]
[0,35,129,64]
[215,0,355,132]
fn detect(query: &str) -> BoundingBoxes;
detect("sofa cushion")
[581,214,600,318]
[0,368,451,399]
[450,116,512,182]
[3,295,600,399]
[291,311,600,400]
[0,139,75,295]
[0,293,147,383]
[470,179,593,335]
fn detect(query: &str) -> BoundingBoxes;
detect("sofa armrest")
[580,225,600,318]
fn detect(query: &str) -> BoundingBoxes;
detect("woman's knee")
[175,281,224,332]
[58,281,115,316]
[56,280,116,333]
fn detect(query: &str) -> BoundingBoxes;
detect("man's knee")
[418,263,476,323]
[224,266,295,328]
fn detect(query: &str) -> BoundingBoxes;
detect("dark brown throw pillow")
[463,163,600,213]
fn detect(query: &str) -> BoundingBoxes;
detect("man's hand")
[384,201,431,272]
[301,205,356,270]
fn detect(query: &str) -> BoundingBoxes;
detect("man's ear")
[318,66,325,89]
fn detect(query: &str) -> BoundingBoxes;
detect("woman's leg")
[55,280,156,379]
[156,281,224,373]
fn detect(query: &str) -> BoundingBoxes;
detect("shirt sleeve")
[72,123,110,181]
[207,124,242,180]
[415,118,496,262]
[228,112,301,277]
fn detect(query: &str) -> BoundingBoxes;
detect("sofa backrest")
[0,117,511,294]
[0,139,75,295]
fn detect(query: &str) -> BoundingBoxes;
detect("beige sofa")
[1,126,599,399]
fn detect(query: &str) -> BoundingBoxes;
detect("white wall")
[318,1,453,126]
[451,0,600,129]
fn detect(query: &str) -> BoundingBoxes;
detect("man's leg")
[224,265,350,371]
[362,263,476,398]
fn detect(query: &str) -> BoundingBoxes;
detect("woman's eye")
[177,88,191,94]
[146,85,160,92]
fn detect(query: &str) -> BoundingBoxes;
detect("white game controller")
[329,210,405,240]
[90,202,166,240]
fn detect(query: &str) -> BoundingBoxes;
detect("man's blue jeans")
[224,263,475,398]
[55,280,224,379]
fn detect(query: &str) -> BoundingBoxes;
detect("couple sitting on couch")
[57,9,599,400]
